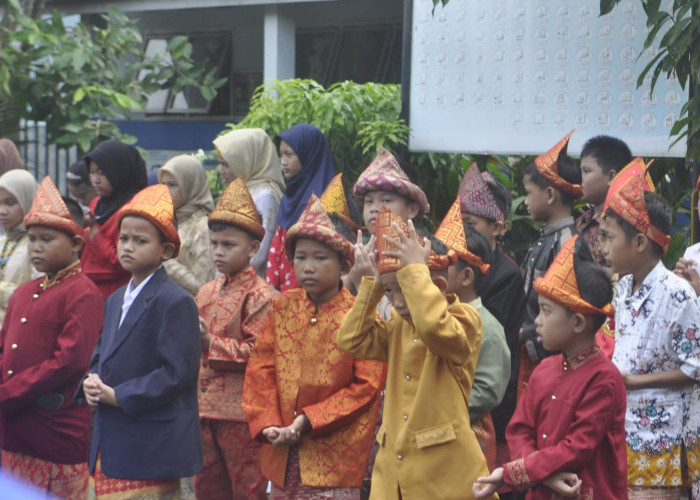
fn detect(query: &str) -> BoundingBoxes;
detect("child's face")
[445,263,470,297]
[293,238,347,304]
[598,216,635,275]
[580,155,611,206]
[462,212,502,249]
[118,216,174,282]
[379,271,412,324]
[279,140,302,180]
[209,226,259,276]
[523,176,551,222]
[0,188,24,231]
[217,153,236,185]
[89,161,114,198]
[159,171,185,211]
[27,225,80,274]
[362,190,419,235]
[535,295,577,352]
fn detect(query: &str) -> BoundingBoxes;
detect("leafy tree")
[600,0,699,159]
[0,0,225,153]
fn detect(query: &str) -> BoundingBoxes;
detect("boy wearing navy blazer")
[77,184,203,498]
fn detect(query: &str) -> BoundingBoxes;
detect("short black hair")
[484,180,512,222]
[523,153,582,207]
[581,135,633,174]
[208,221,260,241]
[328,213,355,243]
[573,260,613,331]
[418,230,449,279]
[66,159,90,186]
[120,214,167,244]
[604,191,671,257]
[62,196,85,228]
[455,226,493,291]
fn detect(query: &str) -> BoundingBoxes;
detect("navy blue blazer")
[77,267,203,479]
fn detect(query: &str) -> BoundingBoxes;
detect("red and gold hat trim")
[209,178,265,240]
[534,130,583,198]
[534,235,614,317]
[436,197,490,274]
[319,173,360,232]
[24,176,85,238]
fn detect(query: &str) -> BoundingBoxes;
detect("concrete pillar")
[264,5,295,82]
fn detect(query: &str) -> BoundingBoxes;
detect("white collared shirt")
[119,268,160,327]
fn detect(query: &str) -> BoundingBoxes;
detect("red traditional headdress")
[353,147,430,216]
[319,173,360,231]
[209,178,265,240]
[534,130,583,198]
[24,176,85,237]
[117,184,181,257]
[285,194,354,263]
[436,197,490,274]
[534,235,614,317]
[602,157,669,253]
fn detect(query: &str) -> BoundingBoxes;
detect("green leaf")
[72,88,87,103]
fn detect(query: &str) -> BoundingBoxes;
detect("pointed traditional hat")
[602,157,669,253]
[117,184,181,257]
[353,147,430,216]
[320,173,360,231]
[534,235,614,317]
[285,193,354,263]
[208,178,265,240]
[375,205,448,273]
[458,163,506,224]
[534,130,583,198]
[24,176,84,237]
[436,197,490,274]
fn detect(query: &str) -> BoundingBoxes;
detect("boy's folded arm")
[504,378,620,489]
[469,333,510,421]
[242,312,284,441]
[0,293,104,412]
[114,296,201,417]
[207,292,273,370]
[302,358,384,438]
[398,264,479,365]
[336,276,390,362]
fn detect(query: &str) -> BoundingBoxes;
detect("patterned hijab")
[158,155,215,222]
[213,128,285,201]
[0,139,23,175]
[84,140,147,224]
[275,123,336,229]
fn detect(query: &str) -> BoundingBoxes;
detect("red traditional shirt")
[0,266,104,464]
[266,226,299,292]
[196,266,274,422]
[81,197,131,298]
[505,344,628,499]
[242,286,383,489]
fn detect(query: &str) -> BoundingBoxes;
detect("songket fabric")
[93,455,180,500]
[2,450,89,500]
[242,286,383,491]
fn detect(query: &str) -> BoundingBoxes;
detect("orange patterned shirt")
[242,286,384,488]
[196,266,274,421]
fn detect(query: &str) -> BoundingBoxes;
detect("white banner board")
[409,0,688,157]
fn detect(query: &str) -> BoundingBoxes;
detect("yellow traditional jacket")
[336,264,496,500]
[196,266,274,421]
[242,286,384,488]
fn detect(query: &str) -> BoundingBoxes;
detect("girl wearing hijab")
[82,140,147,298]
[213,128,285,276]
[66,159,98,212]
[158,155,217,295]
[266,123,336,292]
[0,170,40,322]
[0,139,24,175]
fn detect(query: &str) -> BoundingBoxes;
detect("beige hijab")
[0,139,24,175]
[213,128,285,200]
[158,155,215,222]
[0,169,39,238]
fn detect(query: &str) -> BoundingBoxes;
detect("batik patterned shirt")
[612,261,700,487]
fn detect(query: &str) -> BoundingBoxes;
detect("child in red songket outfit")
[243,194,383,500]
[0,176,104,499]
[473,235,627,499]
[194,178,275,500]
[78,184,203,499]
[82,140,147,298]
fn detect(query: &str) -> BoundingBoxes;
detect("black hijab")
[84,140,147,223]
